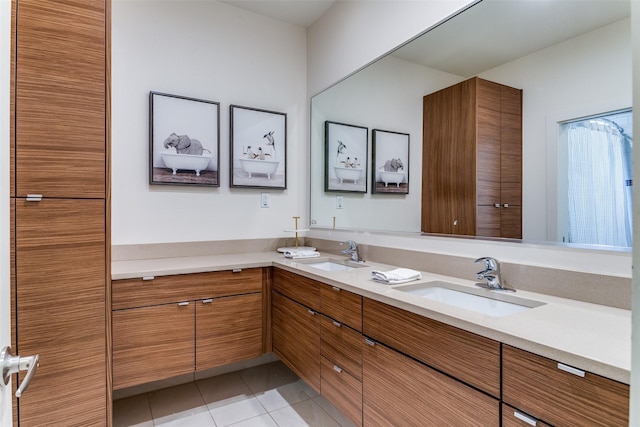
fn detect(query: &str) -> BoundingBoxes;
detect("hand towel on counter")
[371,268,421,284]
[284,249,321,259]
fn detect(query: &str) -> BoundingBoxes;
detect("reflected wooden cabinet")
[112,269,265,390]
[422,76,522,238]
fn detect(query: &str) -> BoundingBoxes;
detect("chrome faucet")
[474,257,514,291]
[340,240,362,262]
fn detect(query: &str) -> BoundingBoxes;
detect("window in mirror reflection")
[558,110,633,247]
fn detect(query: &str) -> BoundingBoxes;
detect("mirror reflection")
[310,0,632,248]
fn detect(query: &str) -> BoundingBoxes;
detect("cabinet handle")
[557,363,585,377]
[142,276,154,281]
[332,286,341,292]
[177,302,190,307]
[503,203,509,208]
[494,203,501,208]
[332,321,341,328]
[332,365,343,373]
[513,411,537,426]
[364,338,375,347]
[1,346,39,398]
[202,299,213,304]
[308,309,316,315]
[26,194,42,202]
[232,268,242,273]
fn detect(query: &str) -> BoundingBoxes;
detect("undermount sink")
[298,258,366,272]
[395,281,544,317]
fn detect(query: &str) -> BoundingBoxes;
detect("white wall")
[0,0,12,423]
[111,0,307,245]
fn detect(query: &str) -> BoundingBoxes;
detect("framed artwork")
[149,91,220,187]
[324,121,368,193]
[230,105,287,189]
[372,129,409,194]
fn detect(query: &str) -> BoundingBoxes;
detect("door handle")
[1,346,40,398]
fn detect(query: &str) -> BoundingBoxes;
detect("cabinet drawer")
[321,356,362,427]
[320,315,362,380]
[502,404,551,427]
[363,339,499,426]
[113,268,263,310]
[502,345,629,426]
[272,268,320,310]
[113,302,195,389]
[320,283,362,331]
[363,297,500,397]
[196,293,263,371]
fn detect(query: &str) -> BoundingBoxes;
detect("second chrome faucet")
[474,257,515,292]
[340,240,363,262]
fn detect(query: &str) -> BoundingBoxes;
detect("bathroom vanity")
[111,250,630,426]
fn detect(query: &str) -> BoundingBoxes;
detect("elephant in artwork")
[382,158,404,172]
[163,132,204,155]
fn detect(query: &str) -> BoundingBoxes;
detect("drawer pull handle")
[332,286,341,292]
[177,302,190,307]
[26,194,43,202]
[514,411,537,426]
[142,276,155,281]
[332,321,341,328]
[308,309,316,315]
[232,268,242,273]
[557,363,585,377]
[364,338,375,347]
[333,365,343,373]
[202,299,213,304]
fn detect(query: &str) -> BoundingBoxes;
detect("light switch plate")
[336,196,343,209]
[261,192,270,208]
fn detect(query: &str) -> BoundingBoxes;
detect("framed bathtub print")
[324,121,368,193]
[372,129,409,194]
[149,91,220,187]
[230,105,287,189]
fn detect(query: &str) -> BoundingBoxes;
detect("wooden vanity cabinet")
[363,297,500,397]
[363,338,499,426]
[502,345,629,426]
[112,268,264,390]
[422,76,522,238]
[271,290,321,392]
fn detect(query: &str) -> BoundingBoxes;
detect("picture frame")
[230,105,287,189]
[324,121,368,193]
[149,91,220,187]
[372,129,410,194]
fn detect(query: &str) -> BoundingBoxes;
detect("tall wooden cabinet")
[10,0,110,425]
[422,77,522,238]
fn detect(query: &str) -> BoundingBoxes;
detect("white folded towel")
[371,268,421,284]
[284,249,321,259]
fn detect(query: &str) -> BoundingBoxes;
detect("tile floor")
[113,361,356,427]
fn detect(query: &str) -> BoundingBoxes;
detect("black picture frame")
[372,129,410,194]
[149,91,220,187]
[324,121,368,193]
[230,105,287,189]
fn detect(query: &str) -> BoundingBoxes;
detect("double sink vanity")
[111,248,630,426]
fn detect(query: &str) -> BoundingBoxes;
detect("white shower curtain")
[567,120,632,247]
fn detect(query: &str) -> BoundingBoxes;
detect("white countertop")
[112,251,631,384]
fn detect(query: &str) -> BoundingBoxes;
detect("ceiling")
[392,0,631,77]
[221,0,336,27]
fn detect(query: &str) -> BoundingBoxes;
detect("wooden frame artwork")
[230,104,287,189]
[324,121,368,193]
[372,129,409,194]
[149,91,220,187]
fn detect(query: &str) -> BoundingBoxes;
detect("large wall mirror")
[310,0,632,249]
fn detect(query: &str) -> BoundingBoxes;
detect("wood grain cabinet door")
[15,198,106,425]
[271,291,321,393]
[112,302,195,390]
[363,339,499,426]
[14,0,106,199]
[196,293,263,371]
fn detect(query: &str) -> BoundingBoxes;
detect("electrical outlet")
[336,196,343,209]
[261,192,270,208]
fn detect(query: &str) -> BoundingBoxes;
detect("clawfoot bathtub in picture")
[379,169,405,187]
[333,166,363,184]
[161,149,213,176]
[240,158,280,179]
